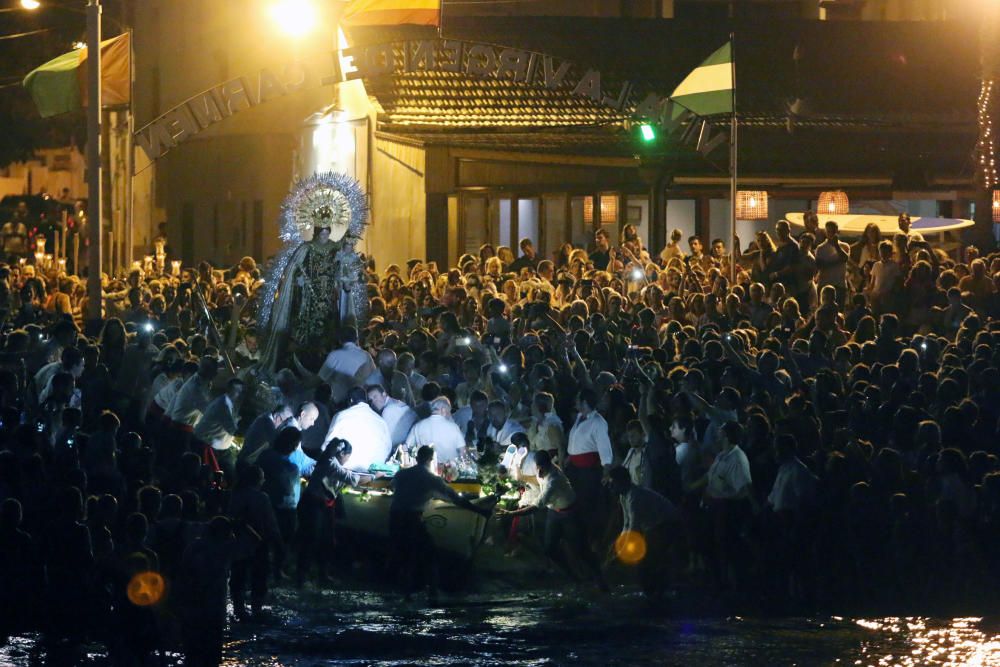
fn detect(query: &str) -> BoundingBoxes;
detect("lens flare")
[127,571,165,607]
[614,530,647,565]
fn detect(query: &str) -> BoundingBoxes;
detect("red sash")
[568,452,601,468]
[202,444,221,473]
[172,420,194,434]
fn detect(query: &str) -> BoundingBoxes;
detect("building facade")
[132,0,989,269]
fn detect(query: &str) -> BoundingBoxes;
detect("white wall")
[518,198,539,248]
[710,198,810,250]
[665,199,696,249]
[627,195,650,249]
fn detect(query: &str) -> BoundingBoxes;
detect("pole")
[729,33,737,284]
[126,27,135,267]
[86,0,102,327]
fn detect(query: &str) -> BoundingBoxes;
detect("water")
[222,588,1000,667]
[7,588,1000,665]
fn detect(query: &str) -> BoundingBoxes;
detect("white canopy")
[785,213,973,237]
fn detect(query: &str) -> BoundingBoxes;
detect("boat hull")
[339,490,488,560]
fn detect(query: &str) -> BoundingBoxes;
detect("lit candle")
[171,260,181,277]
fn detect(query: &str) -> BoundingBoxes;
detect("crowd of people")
[0,210,999,663]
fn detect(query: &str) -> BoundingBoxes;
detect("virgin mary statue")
[257,172,369,373]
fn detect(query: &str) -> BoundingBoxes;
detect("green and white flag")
[670,42,733,117]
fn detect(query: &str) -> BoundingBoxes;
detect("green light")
[639,124,656,142]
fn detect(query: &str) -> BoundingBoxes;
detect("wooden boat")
[338,482,492,560]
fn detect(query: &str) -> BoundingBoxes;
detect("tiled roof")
[348,17,978,176]
[370,71,625,128]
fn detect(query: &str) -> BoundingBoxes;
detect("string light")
[977,80,997,189]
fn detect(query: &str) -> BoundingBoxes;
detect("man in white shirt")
[622,420,653,489]
[168,356,219,428]
[397,351,426,399]
[526,391,564,458]
[566,388,614,541]
[767,434,818,516]
[364,349,413,405]
[705,422,752,501]
[192,378,244,483]
[814,220,851,306]
[700,421,754,589]
[684,386,739,457]
[323,387,391,470]
[35,346,85,406]
[152,361,196,419]
[404,396,466,463]
[499,451,606,590]
[486,400,525,452]
[366,383,418,447]
[317,328,376,404]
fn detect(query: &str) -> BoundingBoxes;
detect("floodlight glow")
[269,0,317,38]
[21,0,41,10]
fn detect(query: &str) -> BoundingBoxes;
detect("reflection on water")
[7,589,1000,665]
[212,589,1000,667]
[847,616,1000,667]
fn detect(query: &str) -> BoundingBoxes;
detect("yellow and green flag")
[22,32,130,119]
[671,42,733,117]
[341,0,440,26]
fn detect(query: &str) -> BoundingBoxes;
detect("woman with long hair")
[478,243,496,270]
[753,231,777,286]
[98,318,128,378]
[850,315,878,344]
[555,243,573,269]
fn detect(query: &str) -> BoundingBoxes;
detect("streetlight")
[0,0,38,12]
[269,0,317,38]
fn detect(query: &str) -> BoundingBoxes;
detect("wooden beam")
[449,147,639,169]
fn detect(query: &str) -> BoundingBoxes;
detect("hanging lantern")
[993,190,1000,223]
[583,194,619,224]
[818,190,850,215]
[735,190,768,220]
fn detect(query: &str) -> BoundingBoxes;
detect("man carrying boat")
[389,445,492,601]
